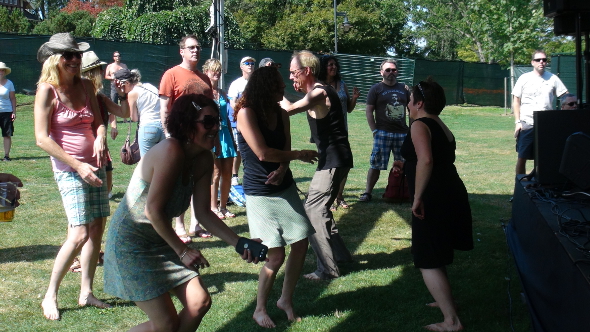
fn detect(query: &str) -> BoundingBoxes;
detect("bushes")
[32,10,95,37]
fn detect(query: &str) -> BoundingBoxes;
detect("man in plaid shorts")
[359,59,410,202]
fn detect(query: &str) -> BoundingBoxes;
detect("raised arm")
[279,88,327,115]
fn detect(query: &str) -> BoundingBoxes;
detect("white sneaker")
[231,176,240,186]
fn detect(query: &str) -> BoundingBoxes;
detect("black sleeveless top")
[237,107,294,196]
[307,85,353,170]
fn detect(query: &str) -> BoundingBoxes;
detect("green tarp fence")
[3,32,583,107]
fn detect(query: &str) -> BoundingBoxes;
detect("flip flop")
[189,229,212,238]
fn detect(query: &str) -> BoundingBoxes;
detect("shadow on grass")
[0,244,60,263]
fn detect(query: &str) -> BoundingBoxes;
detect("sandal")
[338,199,349,209]
[212,208,225,219]
[359,192,372,202]
[69,257,81,273]
[330,203,338,212]
[189,228,212,238]
[220,208,235,218]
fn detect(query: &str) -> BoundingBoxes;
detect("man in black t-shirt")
[359,59,410,202]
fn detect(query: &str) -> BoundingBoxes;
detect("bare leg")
[211,159,221,211]
[3,136,11,157]
[277,239,308,322]
[232,152,241,177]
[78,217,110,309]
[420,267,463,331]
[42,223,91,320]
[218,158,233,210]
[364,168,380,194]
[515,158,527,175]
[253,247,285,328]
[129,277,211,332]
[107,170,113,194]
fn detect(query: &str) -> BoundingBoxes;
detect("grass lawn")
[0,95,530,331]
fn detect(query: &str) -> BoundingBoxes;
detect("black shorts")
[0,113,14,137]
[516,124,534,160]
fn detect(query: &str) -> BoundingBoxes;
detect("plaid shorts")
[54,168,110,226]
[370,130,406,170]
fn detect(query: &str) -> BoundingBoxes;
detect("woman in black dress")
[400,79,473,331]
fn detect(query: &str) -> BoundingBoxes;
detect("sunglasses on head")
[61,52,82,61]
[192,102,220,129]
[384,68,397,73]
[243,61,255,66]
[533,58,548,63]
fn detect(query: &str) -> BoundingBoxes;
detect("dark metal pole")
[575,13,583,109]
[585,31,589,107]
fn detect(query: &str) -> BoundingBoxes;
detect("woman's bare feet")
[424,321,464,331]
[253,309,276,328]
[303,272,321,281]
[41,297,60,320]
[276,298,301,322]
[78,293,111,309]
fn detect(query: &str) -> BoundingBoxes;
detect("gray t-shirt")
[366,82,409,133]
[512,71,568,125]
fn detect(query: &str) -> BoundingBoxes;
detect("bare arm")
[160,96,170,136]
[366,104,377,133]
[513,95,521,137]
[280,88,328,115]
[86,80,107,168]
[104,64,114,80]
[34,83,103,187]
[128,90,139,122]
[9,91,16,120]
[343,82,359,113]
[236,107,318,164]
[410,120,433,220]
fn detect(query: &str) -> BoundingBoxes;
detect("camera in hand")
[235,237,268,260]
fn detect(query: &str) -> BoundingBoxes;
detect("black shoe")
[2,156,11,161]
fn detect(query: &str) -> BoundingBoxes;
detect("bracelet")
[372,129,378,134]
[515,120,522,124]
[179,247,189,261]
[118,94,128,101]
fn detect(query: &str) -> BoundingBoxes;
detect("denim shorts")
[369,130,406,170]
[138,121,166,157]
[54,168,110,226]
[516,124,535,160]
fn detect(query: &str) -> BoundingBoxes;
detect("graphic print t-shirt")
[366,82,410,133]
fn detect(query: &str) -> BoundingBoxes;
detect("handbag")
[120,121,141,165]
[382,160,410,202]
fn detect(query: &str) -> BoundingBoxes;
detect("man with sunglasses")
[560,93,577,110]
[227,56,256,186]
[359,58,410,202]
[512,50,568,177]
[159,34,214,244]
[104,51,128,105]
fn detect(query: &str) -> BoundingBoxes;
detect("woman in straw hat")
[0,62,16,161]
[81,51,129,199]
[34,33,111,320]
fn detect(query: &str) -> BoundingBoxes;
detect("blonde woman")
[203,58,237,221]
[34,33,111,320]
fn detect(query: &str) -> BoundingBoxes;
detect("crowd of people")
[13,30,569,331]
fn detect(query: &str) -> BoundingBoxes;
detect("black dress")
[400,117,473,269]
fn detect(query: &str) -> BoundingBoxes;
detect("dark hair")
[166,94,219,143]
[411,77,446,115]
[234,66,284,128]
[113,51,120,56]
[179,35,199,49]
[318,55,341,83]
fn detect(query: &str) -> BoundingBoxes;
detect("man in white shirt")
[227,56,255,185]
[512,50,568,176]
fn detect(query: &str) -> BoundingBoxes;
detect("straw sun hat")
[37,32,90,63]
[81,51,107,73]
[0,62,11,75]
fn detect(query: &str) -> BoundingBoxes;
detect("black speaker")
[544,0,590,18]
[534,110,590,186]
[560,132,590,190]
[553,13,590,35]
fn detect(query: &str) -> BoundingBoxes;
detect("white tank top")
[133,83,161,125]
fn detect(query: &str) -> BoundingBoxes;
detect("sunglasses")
[61,52,82,61]
[242,61,255,66]
[384,68,398,73]
[564,101,576,107]
[184,45,202,51]
[533,58,548,63]
[192,102,220,129]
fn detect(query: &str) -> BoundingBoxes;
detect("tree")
[61,0,124,17]
[33,10,95,36]
[0,7,34,33]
